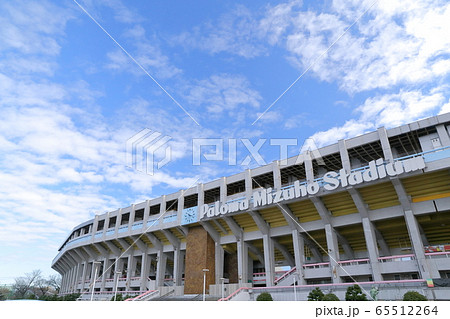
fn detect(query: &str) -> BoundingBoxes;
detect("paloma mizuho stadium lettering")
[199,156,425,220]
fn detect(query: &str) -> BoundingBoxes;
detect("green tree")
[256,292,273,301]
[112,293,124,301]
[308,287,325,301]
[345,285,367,301]
[403,291,427,301]
[322,293,340,301]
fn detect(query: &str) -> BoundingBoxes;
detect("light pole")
[202,269,209,301]
[113,270,122,301]
[90,261,101,301]
[220,278,225,300]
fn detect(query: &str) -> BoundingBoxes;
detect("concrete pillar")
[91,215,99,240]
[436,124,450,146]
[220,177,227,202]
[160,195,167,214]
[102,212,110,239]
[142,200,151,228]
[237,239,249,284]
[101,258,109,291]
[81,262,88,292]
[126,254,133,290]
[198,183,205,207]
[305,151,314,182]
[140,253,151,291]
[262,235,275,286]
[156,251,167,288]
[245,169,252,199]
[128,204,136,232]
[173,248,184,286]
[215,243,224,285]
[66,268,73,293]
[89,262,97,292]
[404,210,440,279]
[114,209,123,234]
[362,218,383,281]
[273,160,282,190]
[338,139,351,173]
[377,127,394,162]
[292,230,306,284]
[325,224,341,283]
[75,263,82,291]
[61,273,67,294]
[177,191,185,215]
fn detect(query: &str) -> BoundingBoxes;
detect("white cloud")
[274,0,450,93]
[185,74,262,116]
[173,5,267,58]
[309,88,446,147]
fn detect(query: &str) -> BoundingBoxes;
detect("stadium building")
[52,113,450,301]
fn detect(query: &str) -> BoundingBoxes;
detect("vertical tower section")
[184,226,216,294]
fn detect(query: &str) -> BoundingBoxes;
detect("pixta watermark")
[126,129,324,175]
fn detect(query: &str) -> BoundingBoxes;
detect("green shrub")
[256,292,273,301]
[345,285,367,301]
[308,287,325,301]
[322,293,340,301]
[403,291,427,301]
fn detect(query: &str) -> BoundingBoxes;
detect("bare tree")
[47,274,62,294]
[33,277,51,297]
[12,269,42,299]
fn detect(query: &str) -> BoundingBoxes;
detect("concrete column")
[89,262,97,292]
[362,218,383,281]
[102,212,110,239]
[273,160,282,190]
[140,253,151,291]
[177,190,185,215]
[142,200,151,227]
[156,251,167,288]
[305,151,314,182]
[81,262,88,292]
[338,139,351,173]
[101,258,109,291]
[91,215,99,240]
[66,268,73,293]
[404,210,440,279]
[128,204,136,232]
[215,243,224,285]
[377,127,394,162]
[325,224,341,283]
[436,124,450,146]
[60,273,66,294]
[75,263,83,291]
[245,169,252,199]
[160,195,167,214]
[61,273,68,294]
[262,234,275,286]
[125,254,133,291]
[114,209,123,234]
[220,177,227,202]
[173,248,185,286]
[237,239,249,284]
[292,230,306,284]
[198,183,204,207]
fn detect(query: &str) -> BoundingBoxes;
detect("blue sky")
[0,0,449,283]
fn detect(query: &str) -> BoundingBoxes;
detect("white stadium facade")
[52,113,450,301]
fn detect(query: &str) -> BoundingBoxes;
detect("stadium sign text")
[199,156,425,220]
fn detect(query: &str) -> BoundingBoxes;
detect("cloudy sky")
[0,0,449,283]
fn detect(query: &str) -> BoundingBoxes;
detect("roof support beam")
[200,221,221,243]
